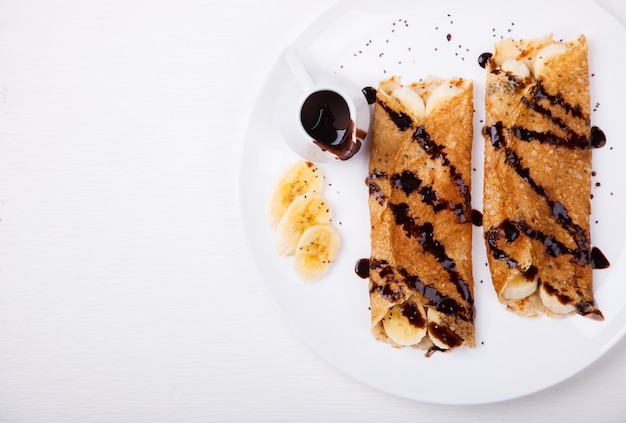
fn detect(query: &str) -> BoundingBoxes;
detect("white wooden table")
[0,0,625,421]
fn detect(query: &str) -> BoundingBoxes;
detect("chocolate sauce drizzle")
[428,322,463,348]
[367,170,387,205]
[390,202,474,320]
[402,301,427,328]
[366,258,472,322]
[512,126,590,150]
[484,122,591,265]
[398,268,472,321]
[485,224,519,269]
[368,105,472,220]
[413,125,471,212]
[391,170,467,222]
[378,100,413,131]
[368,259,405,303]
[483,79,609,318]
[486,218,583,268]
[365,101,475,323]
[518,82,609,151]
[525,81,587,122]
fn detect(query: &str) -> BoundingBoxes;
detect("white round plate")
[239,0,626,405]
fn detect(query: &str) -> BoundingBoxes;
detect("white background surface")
[0,0,625,421]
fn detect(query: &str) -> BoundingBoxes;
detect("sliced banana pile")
[268,160,340,281]
[491,36,569,81]
[381,75,465,122]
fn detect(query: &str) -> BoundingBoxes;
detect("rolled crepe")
[368,76,475,353]
[482,35,602,319]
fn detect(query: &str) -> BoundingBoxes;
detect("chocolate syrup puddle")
[590,126,606,148]
[591,247,610,269]
[478,52,493,69]
[354,258,370,279]
[362,86,377,105]
[471,209,483,227]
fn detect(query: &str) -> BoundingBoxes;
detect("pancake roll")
[482,35,603,320]
[368,75,475,354]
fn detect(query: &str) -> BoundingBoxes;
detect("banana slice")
[424,83,462,115]
[427,308,464,350]
[267,160,324,228]
[501,59,531,80]
[274,193,332,256]
[382,298,427,346]
[502,272,538,300]
[501,239,537,300]
[390,86,425,121]
[293,224,340,281]
[539,281,576,315]
[492,35,553,69]
[533,43,567,78]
